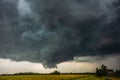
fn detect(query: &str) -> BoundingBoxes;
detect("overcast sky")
[0,0,120,74]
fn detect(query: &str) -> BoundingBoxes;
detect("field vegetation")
[0,74,120,80]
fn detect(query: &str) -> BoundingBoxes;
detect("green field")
[0,75,120,80]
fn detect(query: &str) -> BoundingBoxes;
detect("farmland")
[0,75,120,80]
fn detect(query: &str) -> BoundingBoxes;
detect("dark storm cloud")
[0,0,19,50]
[0,0,120,68]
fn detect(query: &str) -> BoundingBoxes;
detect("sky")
[0,0,120,74]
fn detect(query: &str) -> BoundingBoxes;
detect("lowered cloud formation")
[0,0,120,68]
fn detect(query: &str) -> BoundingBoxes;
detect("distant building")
[107,69,114,76]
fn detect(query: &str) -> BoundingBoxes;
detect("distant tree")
[96,64,108,77]
[50,70,60,75]
[101,65,108,76]
[96,68,100,76]
[115,70,120,77]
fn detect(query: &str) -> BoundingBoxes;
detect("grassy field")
[0,75,120,80]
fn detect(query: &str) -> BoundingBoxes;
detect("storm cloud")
[0,0,120,68]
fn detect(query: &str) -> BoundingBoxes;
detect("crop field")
[0,75,120,80]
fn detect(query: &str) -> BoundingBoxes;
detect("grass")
[0,75,120,80]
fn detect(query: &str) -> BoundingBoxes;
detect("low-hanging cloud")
[0,0,120,68]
